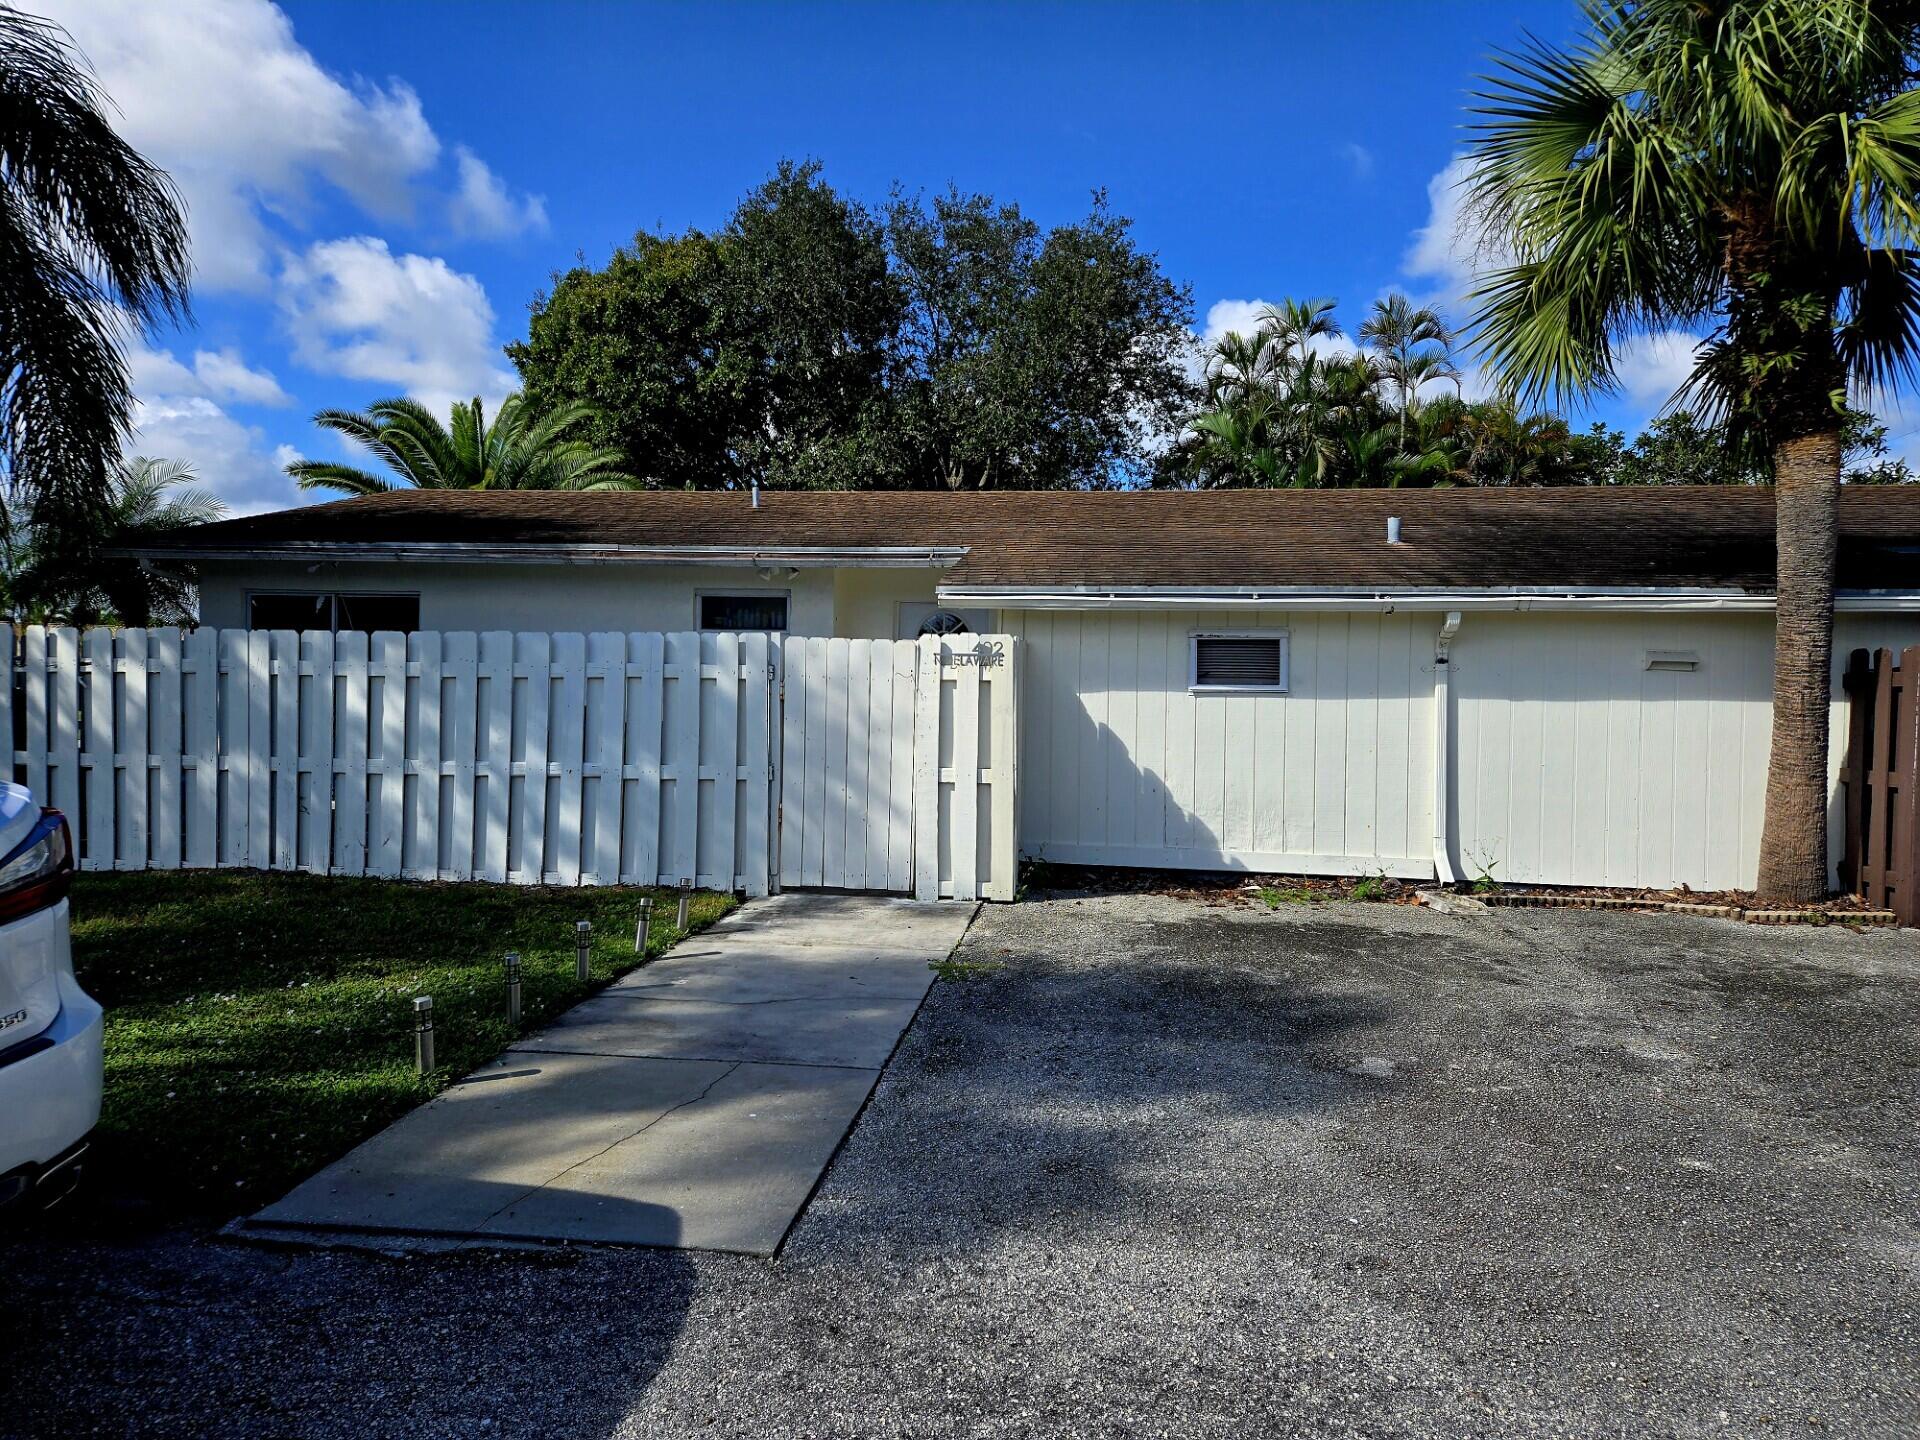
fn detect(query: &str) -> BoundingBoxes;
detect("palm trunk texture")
[1755,429,1841,902]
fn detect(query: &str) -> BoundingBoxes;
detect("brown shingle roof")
[135,487,1920,593]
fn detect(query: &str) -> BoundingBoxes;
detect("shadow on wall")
[1017,611,1436,877]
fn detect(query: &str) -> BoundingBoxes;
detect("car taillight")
[0,809,74,923]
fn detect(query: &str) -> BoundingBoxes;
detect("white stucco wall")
[194,560,855,635]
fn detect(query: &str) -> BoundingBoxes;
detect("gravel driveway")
[7,893,1917,1438]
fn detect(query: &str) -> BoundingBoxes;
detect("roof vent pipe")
[751,483,760,509]
[1386,515,1402,545]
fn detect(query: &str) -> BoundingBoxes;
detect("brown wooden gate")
[1840,646,1920,924]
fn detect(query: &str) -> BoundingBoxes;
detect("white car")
[0,782,99,1212]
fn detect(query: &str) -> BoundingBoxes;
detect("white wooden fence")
[780,635,1018,901]
[3,625,1016,901]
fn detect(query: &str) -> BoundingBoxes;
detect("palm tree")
[0,11,190,572]
[1463,0,1920,901]
[287,393,641,495]
[1359,294,1460,451]
[3,456,224,625]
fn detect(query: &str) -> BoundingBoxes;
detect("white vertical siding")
[1451,611,1920,891]
[1008,605,1918,891]
[1008,609,1438,877]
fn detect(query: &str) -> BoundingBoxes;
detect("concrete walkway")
[242,894,976,1256]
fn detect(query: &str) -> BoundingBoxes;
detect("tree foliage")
[510,162,1195,489]
[0,10,191,578]
[285,393,638,496]
[1458,0,1920,900]
[1163,290,1915,490]
[3,456,223,625]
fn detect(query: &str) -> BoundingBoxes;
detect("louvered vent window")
[1191,633,1288,692]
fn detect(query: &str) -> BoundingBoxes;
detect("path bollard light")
[634,896,654,954]
[413,996,434,1075]
[575,920,592,983]
[504,951,522,1028]
[676,881,692,931]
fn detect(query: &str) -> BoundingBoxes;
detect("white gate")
[779,635,1017,901]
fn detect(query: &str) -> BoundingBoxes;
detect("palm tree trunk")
[1755,428,1840,901]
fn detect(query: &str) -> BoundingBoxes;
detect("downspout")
[1432,612,1463,885]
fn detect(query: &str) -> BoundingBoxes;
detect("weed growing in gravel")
[930,957,1006,982]
[1351,873,1389,902]
[1260,886,1318,908]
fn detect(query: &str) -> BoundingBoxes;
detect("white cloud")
[28,0,542,290]
[119,340,300,513]
[127,398,297,517]
[1339,142,1375,182]
[1614,330,1704,410]
[1404,156,1515,312]
[127,341,290,408]
[279,236,516,415]
[1199,299,1353,358]
[192,348,292,407]
[449,147,548,238]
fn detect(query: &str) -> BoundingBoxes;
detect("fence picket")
[443,631,479,881]
[185,626,219,868]
[779,639,808,888]
[122,627,153,868]
[912,636,940,901]
[987,641,1019,900]
[843,641,870,890]
[406,631,442,880]
[242,630,270,869]
[47,628,80,841]
[664,631,700,887]
[623,631,664,885]
[549,633,585,885]
[80,628,113,869]
[888,640,916,893]
[149,628,183,869]
[863,642,892,889]
[514,632,550,884]
[266,631,296,871]
[24,627,50,816]
[0,629,13,789]
[739,632,772,897]
[295,630,332,874]
[949,642,980,901]
[576,633,617,885]
[334,631,369,875]
[477,632,513,883]
[367,632,406,877]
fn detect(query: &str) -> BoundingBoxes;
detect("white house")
[141,486,1920,893]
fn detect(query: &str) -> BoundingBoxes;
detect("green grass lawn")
[65,870,736,1225]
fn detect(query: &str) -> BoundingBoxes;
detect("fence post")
[1840,649,1873,893]
[1901,646,1920,927]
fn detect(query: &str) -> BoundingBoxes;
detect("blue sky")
[37,1,1916,514]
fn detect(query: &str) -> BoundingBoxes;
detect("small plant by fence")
[1839,646,1920,924]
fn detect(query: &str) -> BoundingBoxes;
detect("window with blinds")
[1190,632,1288,692]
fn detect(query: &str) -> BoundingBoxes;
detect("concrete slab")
[512,990,930,1068]
[472,1062,882,1253]
[251,1051,729,1237]
[243,894,977,1255]
[704,893,977,954]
